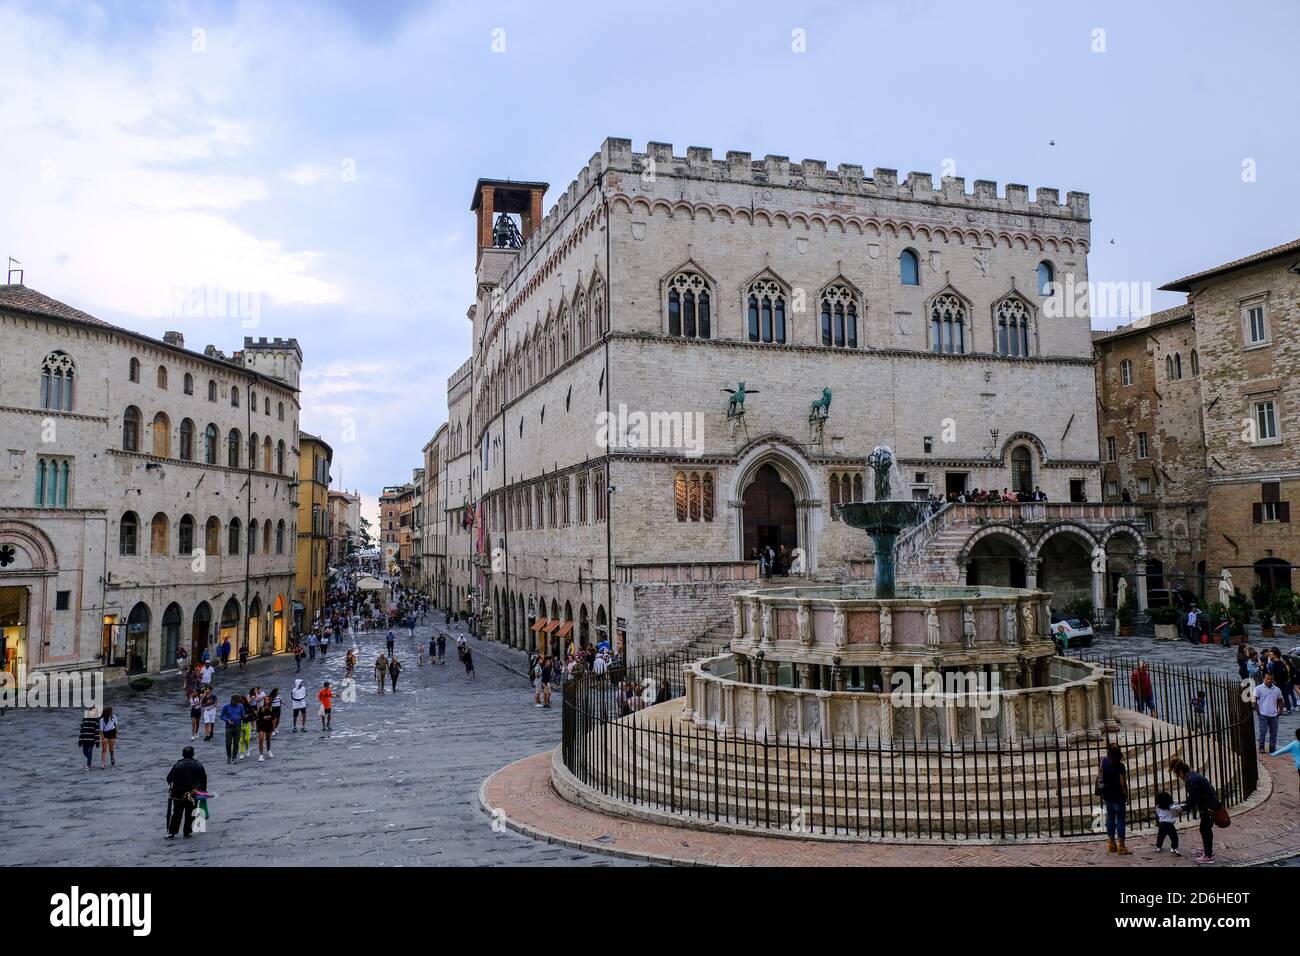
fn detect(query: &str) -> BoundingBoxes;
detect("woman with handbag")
[1170,757,1224,864]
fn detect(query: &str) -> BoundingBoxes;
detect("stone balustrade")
[681,653,1115,745]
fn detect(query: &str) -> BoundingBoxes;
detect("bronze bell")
[492,213,518,248]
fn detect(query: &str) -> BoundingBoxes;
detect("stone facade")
[0,285,300,675]
[295,432,332,633]
[438,138,1145,661]
[1093,304,1208,592]
[421,424,448,602]
[326,488,361,567]
[1162,239,1300,598]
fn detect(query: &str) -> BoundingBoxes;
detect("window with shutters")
[1256,481,1290,524]
[1106,436,1116,462]
[1120,360,1133,387]
[1137,432,1149,459]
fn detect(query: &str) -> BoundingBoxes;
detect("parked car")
[1049,613,1094,650]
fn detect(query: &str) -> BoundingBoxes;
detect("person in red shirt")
[317,681,334,732]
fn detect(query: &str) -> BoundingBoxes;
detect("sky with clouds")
[2,0,1296,525]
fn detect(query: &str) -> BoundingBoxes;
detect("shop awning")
[544,619,562,634]
[556,621,574,638]
[531,618,550,632]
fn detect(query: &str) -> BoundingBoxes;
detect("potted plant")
[1260,608,1275,639]
[1116,596,1136,637]
[1149,605,1179,640]
[1065,598,1094,625]
[1227,604,1248,645]
[1275,589,1300,635]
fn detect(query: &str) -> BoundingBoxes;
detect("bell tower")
[470,179,548,259]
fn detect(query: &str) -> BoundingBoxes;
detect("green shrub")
[1116,596,1136,628]
[1148,605,1180,625]
[128,676,153,691]
[1064,598,1094,622]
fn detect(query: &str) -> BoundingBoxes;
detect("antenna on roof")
[6,257,22,285]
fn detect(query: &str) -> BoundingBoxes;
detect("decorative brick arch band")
[1029,523,1100,562]
[956,524,1035,565]
[0,520,58,573]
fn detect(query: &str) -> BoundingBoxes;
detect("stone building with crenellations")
[0,285,301,676]
[432,138,1148,660]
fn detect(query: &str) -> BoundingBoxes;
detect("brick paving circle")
[481,748,1296,866]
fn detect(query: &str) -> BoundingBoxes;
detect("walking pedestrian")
[540,657,553,708]
[270,687,283,735]
[1154,791,1181,856]
[220,637,232,669]
[294,640,305,672]
[256,696,275,761]
[237,642,249,672]
[183,661,199,701]
[200,688,217,741]
[386,631,396,657]
[319,630,330,661]
[462,645,475,680]
[308,631,317,660]
[318,681,334,732]
[220,695,243,764]
[1099,743,1131,856]
[290,678,308,732]
[99,706,119,768]
[239,693,255,759]
[189,690,203,740]
[77,707,99,770]
[200,661,214,687]
[437,633,447,665]
[417,641,425,667]
[388,656,402,692]
[165,746,207,840]
[1271,728,1300,784]
[1254,671,1283,752]
[1129,661,1157,718]
[1170,757,1222,864]
[375,653,388,694]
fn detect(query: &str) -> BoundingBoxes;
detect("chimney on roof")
[163,331,185,349]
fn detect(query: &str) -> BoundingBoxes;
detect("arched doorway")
[247,596,263,654]
[272,594,286,652]
[562,600,574,656]
[964,531,1029,589]
[579,604,589,648]
[126,602,151,675]
[742,463,797,567]
[1036,529,1096,609]
[1255,558,1293,597]
[191,602,212,657]
[219,597,241,650]
[0,586,29,677]
[596,605,608,649]
[161,603,183,669]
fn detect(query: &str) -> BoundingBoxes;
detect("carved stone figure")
[832,605,847,649]
[925,605,941,649]
[962,604,977,649]
[732,599,744,640]
[1004,603,1018,646]
[1115,576,1129,611]
[746,601,758,643]
[760,603,773,643]
[789,547,806,574]
[866,445,894,502]
[797,602,812,646]
[879,606,892,649]
[1021,601,1037,642]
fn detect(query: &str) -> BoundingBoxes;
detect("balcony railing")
[616,561,760,585]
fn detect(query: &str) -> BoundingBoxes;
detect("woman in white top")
[99,706,119,768]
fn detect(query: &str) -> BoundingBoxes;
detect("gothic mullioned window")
[34,457,71,508]
[576,290,589,351]
[820,285,859,348]
[591,276,605,337]
[747,278,786,344]
[827,471,864,520]
[666,271,711,339]
[674,471,714,522]
[576,473,588,524]
[930,293,966,354]
[995,295,1032,357]
[40,351,76,411]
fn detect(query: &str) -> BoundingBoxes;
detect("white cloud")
[281,164,335,187]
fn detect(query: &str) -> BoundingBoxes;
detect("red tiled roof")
[1161,237,1300,292]
[1091,303,1193,345]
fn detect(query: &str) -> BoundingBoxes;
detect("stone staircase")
[575,705,1235,839]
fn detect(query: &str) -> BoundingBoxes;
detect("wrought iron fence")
[561,651,1257,841]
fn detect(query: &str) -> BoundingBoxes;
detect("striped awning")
[544,619,562,633]
[531,618,549,632]
[557,621,574,638]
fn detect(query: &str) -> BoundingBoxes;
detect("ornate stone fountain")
[834,445,930,599]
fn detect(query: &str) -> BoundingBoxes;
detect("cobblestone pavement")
[0,616,637,866]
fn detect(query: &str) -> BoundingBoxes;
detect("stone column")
[682,670,696,720]
[762,686,778,736]
[942,696,958,744]
[1135,559,1149,613]
[816,691,831,741]
[720,682,734,732]
[1092,568,1106,619]
[1050,687,1068,743]
[1024,558,1040,591]
[878,695,895,743]
[834,667,846,692]
[764,661,779,686]
[796,663,813,690]
[1000,693,1020,744]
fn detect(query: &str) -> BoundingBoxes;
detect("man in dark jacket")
[166,746,208,839]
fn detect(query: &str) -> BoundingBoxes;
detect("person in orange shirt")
[317,681,334,732]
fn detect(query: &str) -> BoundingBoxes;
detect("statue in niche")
[879,606,893,649]
[761,603,773,643]
[1021,602,1038,643]
[833,606,847,649]
[925,606,941,649]
[733,600,744,640]
[1004,603,1018,646]
[962,605,977,649]
[797,602,812,645]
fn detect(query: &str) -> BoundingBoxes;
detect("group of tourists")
[1098,744,1228,864]
[939,486,1050,505]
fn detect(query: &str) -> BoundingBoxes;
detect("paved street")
[0,617,636,866]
